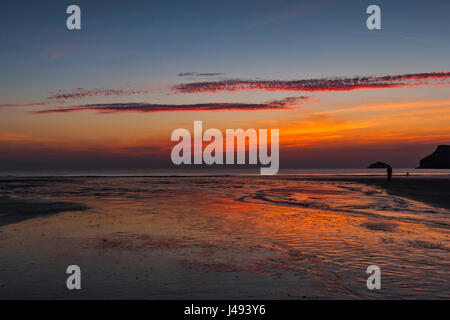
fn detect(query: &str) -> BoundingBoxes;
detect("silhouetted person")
[387,165,392,184]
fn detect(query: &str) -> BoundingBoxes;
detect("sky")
[0,0,449,171]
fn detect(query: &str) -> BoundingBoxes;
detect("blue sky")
[1,0,449,102]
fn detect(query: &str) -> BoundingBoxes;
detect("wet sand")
[308,176,450,210]
[0,176,449,299]
[0,196,89,227]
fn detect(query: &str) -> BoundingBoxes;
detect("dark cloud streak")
[178,72,224,77]
[47,88,156,101]
[33,96,308,114]
[173,72,450,93]
[0,102,49,109]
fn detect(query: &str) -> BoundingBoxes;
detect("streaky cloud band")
[178,72,224,77]
[47,88,160,101]
[172,71,450,93]
[33,96,308,114]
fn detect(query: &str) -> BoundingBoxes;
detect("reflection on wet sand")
[0,176,448,299]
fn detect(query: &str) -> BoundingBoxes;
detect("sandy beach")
[311,176,450,211]
[0,175,449,299]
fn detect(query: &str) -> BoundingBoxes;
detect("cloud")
[314,100,450,115]
[172,71,450,94]
[243,1,326,30]
[178,72,224,77]
[33,96,308,114]
[0,102,50,109]
[178,72,196,77]
[0,132,65,142]
[46,48,65,62]
[47,88,158,101]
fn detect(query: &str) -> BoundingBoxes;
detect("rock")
[419,145,450,169]
[368,161,391,168]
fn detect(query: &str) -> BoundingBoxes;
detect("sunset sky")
[0,0,449,170]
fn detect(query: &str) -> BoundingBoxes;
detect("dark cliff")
[419,145,450,169]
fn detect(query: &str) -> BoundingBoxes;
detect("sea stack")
[368,161,391,168]
[418,145,450,169]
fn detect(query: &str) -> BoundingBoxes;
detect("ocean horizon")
[1,168,450,177]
